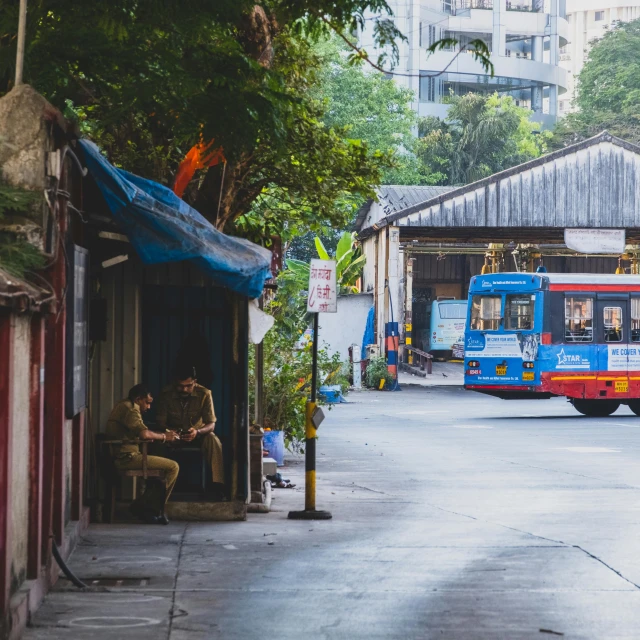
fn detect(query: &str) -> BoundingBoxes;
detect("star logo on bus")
[557,348,569,366]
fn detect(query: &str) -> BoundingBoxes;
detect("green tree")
[316,38,425,185]
[416,93,551,185]
[552,19,640,147]
[0,1,401,237]
[286,231,365,294]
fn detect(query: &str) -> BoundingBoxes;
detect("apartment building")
[560,1,640,114]
[361,0,569,127]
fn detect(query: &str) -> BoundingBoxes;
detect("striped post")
[385,322,399,377]
[405,323,412,365]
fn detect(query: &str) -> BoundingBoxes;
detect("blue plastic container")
[263,430,285,466]
[319,385,345,404]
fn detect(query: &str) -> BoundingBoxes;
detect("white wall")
[318,294,374,361]
[10,315,31,589]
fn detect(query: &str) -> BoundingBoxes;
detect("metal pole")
[288,312,331,520]
[15,0,28,87]
[310,312,318,403]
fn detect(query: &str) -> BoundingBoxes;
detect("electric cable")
[51,538,88,589]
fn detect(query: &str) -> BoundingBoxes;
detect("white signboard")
[307,259,337,313]
[564,229,625,254]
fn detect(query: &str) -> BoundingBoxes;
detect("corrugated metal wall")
[399,139,640,231]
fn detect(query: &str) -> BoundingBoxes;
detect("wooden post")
[71,411,85,521]
[28,315,44,578]
[405,254,413,365]
[0,313,14,614]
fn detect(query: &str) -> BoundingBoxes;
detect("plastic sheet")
[79,140,271,299]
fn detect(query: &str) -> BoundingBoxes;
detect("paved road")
[26,387,640,639]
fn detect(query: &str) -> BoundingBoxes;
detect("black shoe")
[142,513,162,524]
[157,514,170,525]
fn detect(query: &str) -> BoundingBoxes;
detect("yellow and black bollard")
[289,312,332,521]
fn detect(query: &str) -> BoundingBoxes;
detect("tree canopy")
[416,93,551,185]
[553,18,640,147]
[0,0,403,236]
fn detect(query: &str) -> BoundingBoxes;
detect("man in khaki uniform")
[105,384,180,524]
[156,366,225,498]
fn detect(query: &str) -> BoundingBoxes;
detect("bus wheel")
[628,401,640,416]
[572,399,620,417]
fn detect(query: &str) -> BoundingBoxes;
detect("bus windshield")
[470,295,501,331]
[505,294,535,330]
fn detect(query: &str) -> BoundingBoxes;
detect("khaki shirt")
[105,399,147,455]
[156,383,216,433]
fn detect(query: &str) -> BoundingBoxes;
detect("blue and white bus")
[429,299,468,355]
[464,272,640,417]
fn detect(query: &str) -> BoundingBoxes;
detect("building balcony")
[419,49,568,95]
[445,9,568,47]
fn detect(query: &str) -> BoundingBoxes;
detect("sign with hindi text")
[564,229,625,254]
[307,259,337,313]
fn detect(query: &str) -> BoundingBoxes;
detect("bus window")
[439,303,467,319]
[564,297,593,342]
[470,295,501,331]
[604,306,623,343]
[633,299,640,342]
[505,294,535,330]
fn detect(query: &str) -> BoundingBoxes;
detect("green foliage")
[364,356,394,389]
[416,93,551,185]
[552,19,640,147]
[249,270,346,447]
[286,231,365,293]
[0,183,45,278]
[0,1,400,238]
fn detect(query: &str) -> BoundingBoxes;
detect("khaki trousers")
[115,454,180,513]
[199,432,224,484]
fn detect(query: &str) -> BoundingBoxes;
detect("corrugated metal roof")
[0,268,55,313]
[354,185,455,231]
[358,132,640,239]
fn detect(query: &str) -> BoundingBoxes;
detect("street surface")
[26,386,640,639]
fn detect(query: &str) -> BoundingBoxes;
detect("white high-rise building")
[560,1,640,114]
[361,0,569,128]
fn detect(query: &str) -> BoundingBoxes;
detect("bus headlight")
[467,360,480,368]
[523,361,535,369]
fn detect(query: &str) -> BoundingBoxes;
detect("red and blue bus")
[464,272,640,417]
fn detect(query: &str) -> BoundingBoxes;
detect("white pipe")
[14,0,27,86]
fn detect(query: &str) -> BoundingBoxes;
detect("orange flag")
[173,140,225,198]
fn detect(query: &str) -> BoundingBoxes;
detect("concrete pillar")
[407,0,421,111]
[492,0,506,58]
[531,35,544,112]
[548,0,559,116]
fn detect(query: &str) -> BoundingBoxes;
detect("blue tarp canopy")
[79,140,272,299]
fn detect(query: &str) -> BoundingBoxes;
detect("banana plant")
[286,231,365,294]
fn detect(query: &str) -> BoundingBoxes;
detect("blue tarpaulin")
[79,140,272,299]
[361,306,375,360]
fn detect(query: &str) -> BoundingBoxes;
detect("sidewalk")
[399,360,464,387]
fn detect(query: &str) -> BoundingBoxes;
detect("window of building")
[564,297,593,342]
[505,295,535,331]
[604,306,623,342]
[471,295,502,331]
[595,10,605,21]
[419,74,436,102]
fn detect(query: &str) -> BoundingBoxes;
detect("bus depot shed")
[356,132,640,357]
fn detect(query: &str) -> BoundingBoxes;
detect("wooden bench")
[97,435,168,523]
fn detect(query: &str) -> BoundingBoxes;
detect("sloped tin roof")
[358,132,640,239]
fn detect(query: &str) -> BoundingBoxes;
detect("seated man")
[156,367,225,499]
[105,384,180,524]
